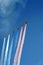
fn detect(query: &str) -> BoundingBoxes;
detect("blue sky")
[0,0,43,65]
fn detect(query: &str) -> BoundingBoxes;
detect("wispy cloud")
[0,0,28,37]
[0,0,27,17]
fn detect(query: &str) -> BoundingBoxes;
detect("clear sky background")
[0,0,43,65]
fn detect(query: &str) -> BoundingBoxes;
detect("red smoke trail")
[17,24,27,65]
[13,24,27,65]
[13,27,23,65]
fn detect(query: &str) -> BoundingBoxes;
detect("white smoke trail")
[13,27,23,65]
[17,24,27,65]
[1,37,6,65]
[3,34,10,65]
[7,38,13,65]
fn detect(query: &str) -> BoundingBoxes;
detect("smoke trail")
[17,24,27,65]
[3,34,10,65]
[1,37,6,65]
[13,27,23,65]
[7,38,13,65]
[7,31,19,65]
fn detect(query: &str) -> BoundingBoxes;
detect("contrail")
[17,24,27,65]
[13,27,23,65]
[3,34,10,65]
[1,37,6,65]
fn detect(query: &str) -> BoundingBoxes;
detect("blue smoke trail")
[3,34,10,65]
[7,31,19,65]
[1,37,6,65]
